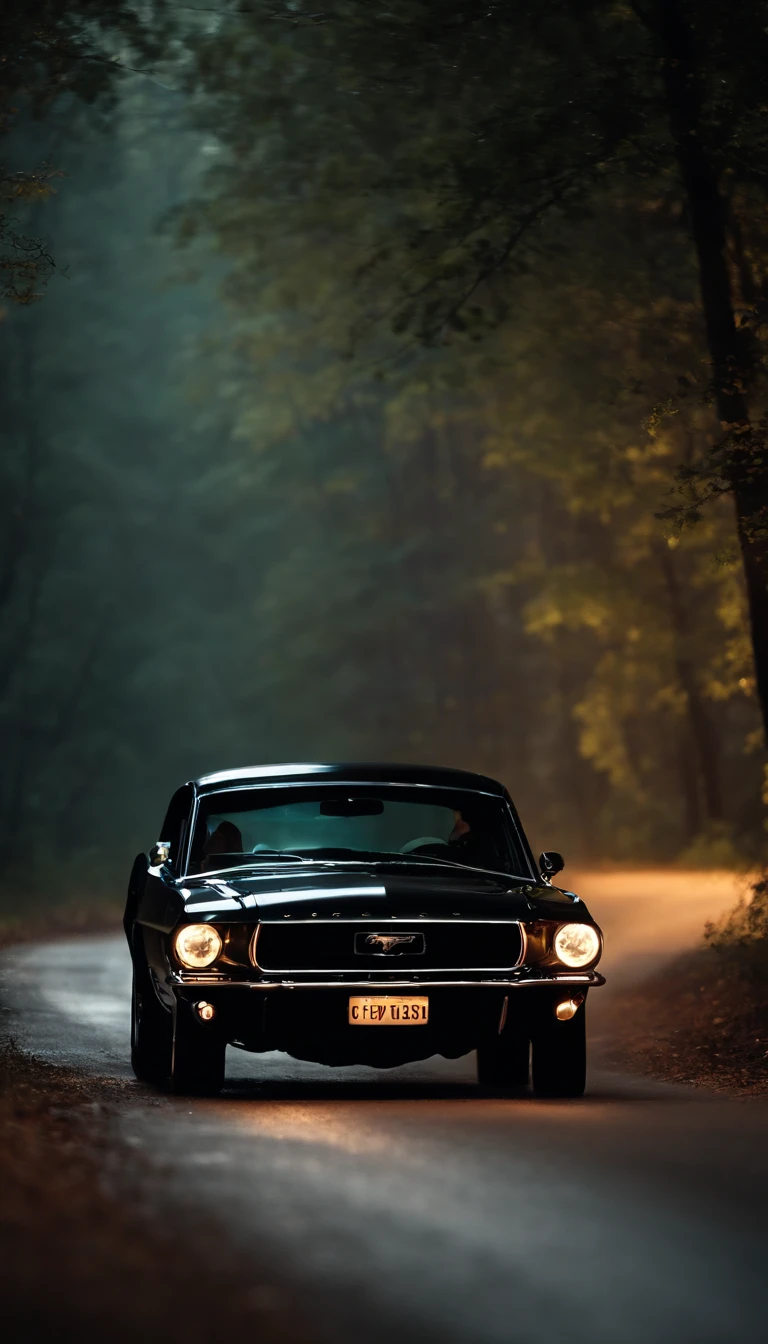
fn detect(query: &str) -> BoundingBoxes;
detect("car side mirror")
[539,850,564,880]
[149,840,171,867]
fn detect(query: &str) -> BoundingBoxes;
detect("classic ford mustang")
[124,762,604,1097]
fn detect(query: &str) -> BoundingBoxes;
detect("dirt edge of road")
[0,1039,308,1344]
[0,898,123,949]
[601,943,768,1096]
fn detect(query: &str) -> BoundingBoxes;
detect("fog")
[2,6,765,906]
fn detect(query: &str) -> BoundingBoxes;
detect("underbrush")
[604,873,768,1095]
[0,893,122,947]
[704,873,768,954]
[0,858,123,946]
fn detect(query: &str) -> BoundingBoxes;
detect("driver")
[449,810,472,844]
[447,808,496,867]
[400,808,497,869]
[201,820,243,870]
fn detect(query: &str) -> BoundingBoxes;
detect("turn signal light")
[555,994,584,1021]
[195,1000,215,1022]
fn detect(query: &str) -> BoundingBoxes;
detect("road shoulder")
[600,943,768,1097]
[0,1037,306,1344]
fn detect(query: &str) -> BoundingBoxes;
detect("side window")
[158,786,194,868]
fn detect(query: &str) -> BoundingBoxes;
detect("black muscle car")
[124,762,604,1097]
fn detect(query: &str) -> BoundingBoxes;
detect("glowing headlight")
[553,922,600,968]
[174,924,222,970]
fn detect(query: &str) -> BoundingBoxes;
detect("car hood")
[176,862,584,923]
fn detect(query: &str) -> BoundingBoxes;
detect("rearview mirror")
[539,850,564,879]
[319,797,384,817]
[149,840,171,867]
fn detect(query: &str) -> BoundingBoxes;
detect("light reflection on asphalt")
[0,876,766,1344]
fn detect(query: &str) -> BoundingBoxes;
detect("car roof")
[192,761,507,797]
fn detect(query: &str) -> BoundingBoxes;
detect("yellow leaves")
[744,728,764,756]
[574,677,634,789]
[524,589,611,639]
[481,450,508,470]
[573,647,687,792]
[479,568,522,595]
[324,476,359,495]
[717,586,748,632]
[625,436,673,464]
[520,565,648,643]
[654,682,688,715]
[1,169,61,205]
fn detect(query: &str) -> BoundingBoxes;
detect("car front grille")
[254,920,523,973]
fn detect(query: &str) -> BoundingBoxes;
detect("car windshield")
[188,785,528,878]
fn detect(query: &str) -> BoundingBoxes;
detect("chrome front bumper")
[170,969,605,991]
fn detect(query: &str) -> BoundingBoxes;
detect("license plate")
[348,995,429,1025]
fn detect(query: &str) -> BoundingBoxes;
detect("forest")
[2,0,768,904]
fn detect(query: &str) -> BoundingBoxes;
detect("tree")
[171,8,765,856]
[182,0,768,747]
[1,0,162,303]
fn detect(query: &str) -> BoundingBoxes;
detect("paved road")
[1,875,765,1344]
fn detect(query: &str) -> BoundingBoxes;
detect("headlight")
[553,923,600,968]
[174,924,222,970]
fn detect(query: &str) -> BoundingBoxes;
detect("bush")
[703,873,768,986]
[705,873,768,948]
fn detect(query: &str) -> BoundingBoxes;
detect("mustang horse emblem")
[355,932,426,955]
[367,934,415,952]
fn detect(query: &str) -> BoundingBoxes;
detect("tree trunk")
[657,542,723,825]
[677,729,702,843]
[655,0,768,746]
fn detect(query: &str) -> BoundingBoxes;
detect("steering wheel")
[399,836,448,854]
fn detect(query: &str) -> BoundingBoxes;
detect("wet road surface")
[1,871,765,1344]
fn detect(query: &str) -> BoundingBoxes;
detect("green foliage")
[178,0,768,755]
[0,0,165,303]
[677,826,745,872]
[3,2,768,897]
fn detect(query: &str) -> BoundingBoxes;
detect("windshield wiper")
[383,854,528,881]
[385,853,467,870]
[248,850,312,862]
[189,854,340,877]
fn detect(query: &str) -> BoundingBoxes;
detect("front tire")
[170,1006,226,1096]
[131,963,173,1085]
[477,1029,530,1089]
[531,1006,586,1098]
